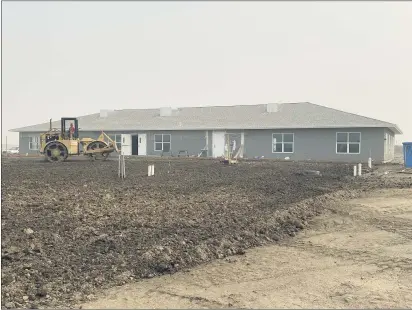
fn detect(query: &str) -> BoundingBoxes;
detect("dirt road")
[81,188,412,309]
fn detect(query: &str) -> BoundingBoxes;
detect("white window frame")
[154,134,171,152]
[336,132,361,154]
[115,135,122,150]
[109,134,122,150]
[29,136,40,150]
[272,133,294,153]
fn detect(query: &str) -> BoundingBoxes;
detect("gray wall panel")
[18,127,388,163]
[244,128,385,163]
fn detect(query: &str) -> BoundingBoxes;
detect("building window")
[109,134,122,150]
[154,134,171,152]
[272,133,294,153]
[29,136,40,150]
[336,132,361,154]
[115,135,122,150]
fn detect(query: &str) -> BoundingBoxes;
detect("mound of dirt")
[1,158,411,308]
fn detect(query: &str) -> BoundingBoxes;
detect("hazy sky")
[2,1,412,145]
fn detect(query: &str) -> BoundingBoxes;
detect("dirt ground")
[80,188,412,309]
[1,156,411,309]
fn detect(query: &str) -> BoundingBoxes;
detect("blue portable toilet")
[403,142,412,168]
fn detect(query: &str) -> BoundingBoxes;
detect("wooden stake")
[119,155,126,178]
[118,155,121,178]
[123,155,126,178]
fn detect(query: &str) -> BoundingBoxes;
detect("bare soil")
[81,188,412,309]
[1,157,411,309]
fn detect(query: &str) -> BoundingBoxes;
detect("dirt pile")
[1,158,411,308]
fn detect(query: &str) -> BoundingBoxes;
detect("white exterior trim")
[336,132,361,154]
[154,134,172,152]
[28,136,40,150]
[272,133,294,154]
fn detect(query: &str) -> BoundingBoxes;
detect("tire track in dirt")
[291,242,412,271]
[290,189,412,272]
[148,289,228,308]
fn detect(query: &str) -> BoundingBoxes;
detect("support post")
[358,163,362,176]
[118,155,121,178]
[205,130,209,157]
[353,165,357,177]
[240,131,245,158]
[118,155,125,178]
[123,155,126,178]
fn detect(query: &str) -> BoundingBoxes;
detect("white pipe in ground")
[358,163,362,176]
[147,164,154,176]
[368,157,372,169]
[353,165,357,176]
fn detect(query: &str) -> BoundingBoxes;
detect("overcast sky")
[2,1,412,145]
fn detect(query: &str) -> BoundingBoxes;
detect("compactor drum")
[86,140,112,161]
[44,141,69,162]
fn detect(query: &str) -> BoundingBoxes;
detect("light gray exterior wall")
[207,131,213,157]
[383,128,395,162]
[19,132,42,155]
[18,127,389,163]
[81,130,207,156]
[17,130,207,156]
[244,127,385,163]
[78,131,104,140]
[146,130,206,156]
[78,130,207,156]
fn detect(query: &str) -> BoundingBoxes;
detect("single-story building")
[10,102,401,163]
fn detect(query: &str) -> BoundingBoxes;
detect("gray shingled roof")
[10,102,402,134]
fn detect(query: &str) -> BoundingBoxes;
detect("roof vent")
[160,107,172,117]
[100,109,111,118]
[266,103,279,113]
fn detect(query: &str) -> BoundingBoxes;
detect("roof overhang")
[388,125,402,135]
[9,125,404,134]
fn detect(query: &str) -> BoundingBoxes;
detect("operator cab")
[61,118,79,140]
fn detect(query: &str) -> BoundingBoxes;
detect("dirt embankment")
[81,188,412,309]
[1,158,411,309]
